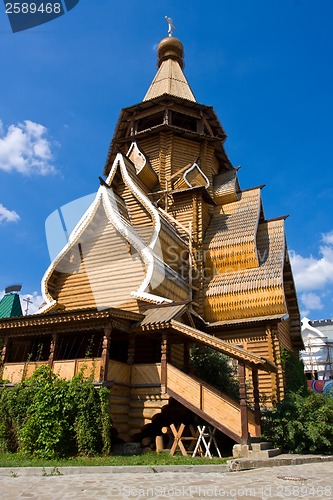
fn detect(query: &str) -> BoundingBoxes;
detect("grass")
[0,452,228,468]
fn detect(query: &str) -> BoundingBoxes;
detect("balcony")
[1,359,162,386]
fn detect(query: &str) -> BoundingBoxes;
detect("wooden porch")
[2,357,260,444]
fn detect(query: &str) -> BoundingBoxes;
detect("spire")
[143,36,196,102]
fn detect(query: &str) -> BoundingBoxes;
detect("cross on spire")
[165,16,175,37]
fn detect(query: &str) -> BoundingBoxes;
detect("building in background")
[301,318,333,386]
[0,286,23,319]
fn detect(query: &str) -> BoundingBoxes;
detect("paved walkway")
[0,461,332,499]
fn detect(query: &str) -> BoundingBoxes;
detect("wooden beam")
[48,333,58,368]
[238,361,249,444]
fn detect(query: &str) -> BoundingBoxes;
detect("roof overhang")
[205,314,288,330]
[0,307,143,336]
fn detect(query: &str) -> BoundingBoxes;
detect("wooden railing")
[53,359,101,380]
[106,361,161,386]
[166,363,258,442]
[2,359,162,386]
[2,361,48,384]
[107,360,131,385]
[131,363,161,385]
[2,359,101,383]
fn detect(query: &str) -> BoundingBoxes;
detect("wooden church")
[0,32,302,448]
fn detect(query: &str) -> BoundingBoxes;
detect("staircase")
[166,363,259,443]
[232,441,282,459]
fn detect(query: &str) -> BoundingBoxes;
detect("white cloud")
[0,119,56,175]
[20,291,44,315]
[300,292,324,311]
[0,203,20,224]
[322,231,333,245]
[290,231,333,291]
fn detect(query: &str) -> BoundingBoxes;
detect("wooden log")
[142,437,152,447]
[155,436,164,454]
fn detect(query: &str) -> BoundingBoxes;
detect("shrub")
[263,390,333,454]
[0,366,111,458]
[280,349,307,396]
[189,345,239,399]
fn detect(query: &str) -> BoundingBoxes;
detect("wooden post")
[48,333,58,368]
[267,325,282,403]
[238,361,249,444]
[161,333,167,393]
[127,333,135,365]
[1,336,9,364]
[100,323,112,382]
[252,367,261,436]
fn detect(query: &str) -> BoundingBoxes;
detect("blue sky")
[0,0,332,318]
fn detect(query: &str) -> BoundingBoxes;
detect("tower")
[0,32,303,446]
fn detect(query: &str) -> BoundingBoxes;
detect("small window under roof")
[172,111,197,132]
[137,112,164,132]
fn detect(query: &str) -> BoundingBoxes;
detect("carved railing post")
[252,367,261,436]
[100,323,112,382]
[48,333,58,369]
[1,336,9,364]
[238,361,249,444]
[161,333,167,393]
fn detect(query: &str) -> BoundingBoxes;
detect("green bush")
[0,366,111,459]
[263,390,333,454]
[189,345,239,399]
[281,349,307,396]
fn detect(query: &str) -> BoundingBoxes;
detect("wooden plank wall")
[277,319,293,351]
[108,360,131,385]
[169,192,194,229]
[54,206,145,312]
[138,135,161,180]
[109,383,131,440]
[171,136,200,178]
[131,363,161,385]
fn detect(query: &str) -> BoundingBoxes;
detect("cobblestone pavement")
[0,462,332,499]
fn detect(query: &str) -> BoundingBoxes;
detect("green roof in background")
[0,293,23,318]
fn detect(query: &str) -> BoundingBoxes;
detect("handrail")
[166,363,258,442]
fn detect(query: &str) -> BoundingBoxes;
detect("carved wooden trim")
[48,333,58,368]
[161,333,167,393]
[100,323,112,382]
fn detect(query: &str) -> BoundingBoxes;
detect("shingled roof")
[204,219,287,322]
[143,37,196,102]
